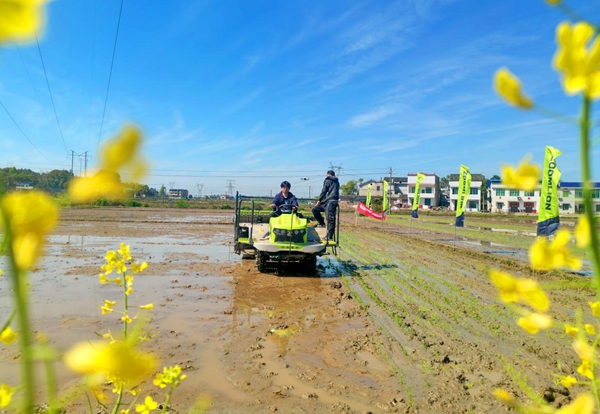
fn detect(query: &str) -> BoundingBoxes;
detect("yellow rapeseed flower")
[564,323,578,338]
[64,340,156,385]
[69,125,148,202]
[494,68,534,109]
[573,338,594,362]
[515,278,549,312]
[0,190,58,270]
[135,396,158,414]
[577,360,594,380]
[589,301,600,318]
[556,393,594,414]
[517,312,552,334]
[575,216,591,248]
[153,365,187,389]
[102,250,127,275]
[0,269,3,275]
[118,243,132,261]
[121,315,132,324]
[560,375,577,388]
[131,261,148,274]
[489,269,549,311]
[529,230,581,270]
[585,324,595,335]
[554,22,600,99]
[492,388,514,402]
[140,304,153,310]
[489,269,519,303]
[501,157,540,192]
[0,0,47,44]
[125,275,134,296]
[99,273,111,284]
[0,383,13,407]
[101,299,116,315]
[0,327,17,345]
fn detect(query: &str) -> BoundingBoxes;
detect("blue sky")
[1,0,599,198]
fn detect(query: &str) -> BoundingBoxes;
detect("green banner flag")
[537,146,562,237]
[455,165,472,227]
[382,180,389,213]
[366,183,372,208]
[411,173,425,218]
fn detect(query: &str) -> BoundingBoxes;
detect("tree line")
[0,168,166,198]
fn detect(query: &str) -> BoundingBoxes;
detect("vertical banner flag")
[411,173,425,218]
[455,165,472,227]
[382,180,389,215]
[366,183,372,208]
[537,146,562,237]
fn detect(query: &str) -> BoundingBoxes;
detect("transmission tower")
[197,183,204,198]
[168,181,175,189]
[328,162,343,176]
[226,180,235,197]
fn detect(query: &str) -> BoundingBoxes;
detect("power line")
[35,34,69,154]
[142,167,389,174]
[87,0,98,151]
[95,0,125,158]
[0,99,55,162]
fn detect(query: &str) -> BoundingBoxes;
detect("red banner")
[357,202,386,221]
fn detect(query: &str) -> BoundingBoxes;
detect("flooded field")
[0,208,592,413]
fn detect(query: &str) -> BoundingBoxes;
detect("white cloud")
[348,105,398,127]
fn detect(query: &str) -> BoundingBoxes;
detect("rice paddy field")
[0,207,594,413]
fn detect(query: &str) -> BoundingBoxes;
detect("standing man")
[312,170,339,240]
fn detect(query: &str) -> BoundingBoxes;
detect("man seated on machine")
[270,181,299,217]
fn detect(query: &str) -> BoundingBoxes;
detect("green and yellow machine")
[233,192,338,273]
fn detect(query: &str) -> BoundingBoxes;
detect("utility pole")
[70,150,75,175]
[388,166,394,207]
[83,151,91,176]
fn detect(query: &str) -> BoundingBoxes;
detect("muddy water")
[1,209,402,413]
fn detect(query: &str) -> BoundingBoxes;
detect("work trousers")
[312,201,338,239]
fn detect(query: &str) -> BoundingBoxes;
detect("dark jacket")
[272,191,298,208]
[317,176,339,204]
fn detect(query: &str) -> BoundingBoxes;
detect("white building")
[558,182,600,214]
[168,188,189,200]
[488,179,600,214]
[408,173,440,209]
[16,182,34,191]
[358,177,408,204]
[449,173,484,212]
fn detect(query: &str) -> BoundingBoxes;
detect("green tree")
[127,183,151,198]
[0,167,39,190]
[340,180,358,195]
[38,169,73,191]
[159,185,167,198]
[440,174,452,189]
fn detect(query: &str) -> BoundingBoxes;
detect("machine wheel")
[257,251,267,273]
[304,255,318,274]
